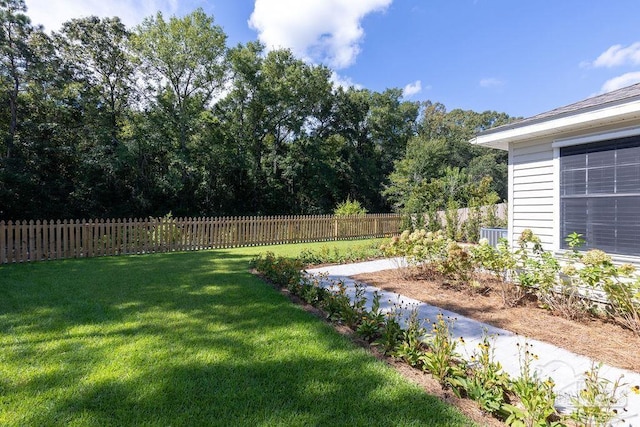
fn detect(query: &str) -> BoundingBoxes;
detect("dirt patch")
[352,269,640,373]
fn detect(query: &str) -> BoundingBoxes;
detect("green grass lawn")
[0,240,474,426]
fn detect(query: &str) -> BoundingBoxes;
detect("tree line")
[0,0,513,220]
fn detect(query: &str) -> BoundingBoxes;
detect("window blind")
[560,135,640,256]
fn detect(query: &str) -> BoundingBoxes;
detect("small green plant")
[503,342,562,427]
[451,332,511,417]
[374,308,404,355]
[569,362,627,427]
[419,313,464,386]
[394,307,428,367]
[356,291,386,342]
[299,274,330,305]
[320,281,369,329]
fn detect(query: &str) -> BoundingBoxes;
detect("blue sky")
[23,0,640,118]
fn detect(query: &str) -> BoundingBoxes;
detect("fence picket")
[0,221,5,264]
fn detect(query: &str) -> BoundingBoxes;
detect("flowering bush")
[380,229,450,275]
[561,234,640,334]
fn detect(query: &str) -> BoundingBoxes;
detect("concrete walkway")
[307,258,640,426]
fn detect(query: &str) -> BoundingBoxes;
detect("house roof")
[471,82,640,150]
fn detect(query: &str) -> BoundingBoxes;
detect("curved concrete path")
[307,258,640,426]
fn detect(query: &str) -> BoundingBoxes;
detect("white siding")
[510,139,555,250]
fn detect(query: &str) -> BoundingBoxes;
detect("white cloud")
[330,71,362,89]
[592,42,640,68]
[479,77,503,88]
[24,0,179,32]
[402,80,422,97]
[248,0,392,69]
[600,72,640,93]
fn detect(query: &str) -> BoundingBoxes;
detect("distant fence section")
[0,214,402,264]
[435,203,507,226]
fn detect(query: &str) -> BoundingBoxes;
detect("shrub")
[440,241,473,285]
[251,252,305,292]
[380,229,450,276]
[334,198,367,216]
[470,238,514,282]
[562,233,640,333]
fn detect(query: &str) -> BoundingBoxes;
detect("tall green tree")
[127,9,229,215]
[131,8,227,152]
[1,26,83,219]
[53,16,136,217]
[369,88,419,176]
[57,16,134,145]
[0,0,35,158]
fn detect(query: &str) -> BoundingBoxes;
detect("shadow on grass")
[23,356,471,426]
[0,250,473,426]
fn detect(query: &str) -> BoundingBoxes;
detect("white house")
[470,83,640,261]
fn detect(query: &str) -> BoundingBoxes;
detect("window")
[560,135,640,256]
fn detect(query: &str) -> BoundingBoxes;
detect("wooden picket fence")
[0,214,402,264]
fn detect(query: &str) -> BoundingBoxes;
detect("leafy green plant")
[356,291,386,342]
[251,252,305,292]
[419,313,464,386]
[569,362,627,427]
[374,309,404,355]
[299,274,330,305]
[605,276,640,335]
[503,342,562,427]
[470,237,514,282]
[451,332,511,417]
[511,230,560,308]
[394,307,428,367]
[334,198,368,216]
[320,281,369,329]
